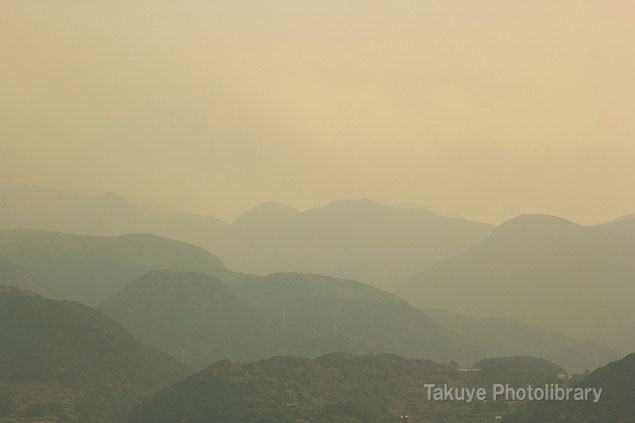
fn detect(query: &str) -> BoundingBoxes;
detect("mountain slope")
[398,215,635,352]
[100,271,486,368]
[128,353,567,423]
[0,183,152,235]
[0,185,495,292]
[231,201,300,228]
[99,270,271,368]
[0,287,192,423]
[507,352,635,422]
[0,256,52,297]
[0,183,230,248]
[425,308,622,374]
[229,272,484,364]
[215,199,494,291]
[0,229,227,305]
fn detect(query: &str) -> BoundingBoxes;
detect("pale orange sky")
[1,1,633,224]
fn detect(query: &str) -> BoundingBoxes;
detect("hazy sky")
[1,1,633,224]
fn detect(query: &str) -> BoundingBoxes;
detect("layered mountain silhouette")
[0,184,494,291]
[1,223,625,374]
[399,214,635,353]
[426,308,622,374]
[99,270,615,373]
[100,270,483,368]
[99,270,273,368]
[128,353,568,423]
[0,255,51,297]
[0,184,149,235]
[0,229,229,305]
[216,199,493,291]
[229,272,481,363]
[0,287,192,423]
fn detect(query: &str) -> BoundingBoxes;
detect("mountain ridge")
[0,184,495,291]
[398,214,635,353]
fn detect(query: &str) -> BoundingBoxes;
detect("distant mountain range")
[0,287,192,423]
[399,214,635,353]
[425,308,621,374]
[0,184,494,291]
[99,270,482,368]
[0,255,51,297]
[215,199,493,291]
[0,229,236,306]
[1,184,632,369]
[98,269,619,373]
[128,353,568,423]
[0,225,623,374]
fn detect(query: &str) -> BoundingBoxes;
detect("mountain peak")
[96,191,136,209]
[233,201,299,226]
[491,214,582,240]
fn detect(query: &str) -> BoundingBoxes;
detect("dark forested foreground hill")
[0,184,494,291]
[425,308,622,374]
[0,287,192,423]
[506,352,635,423]
[399,214,635,353]
[99,270,484,368]
[128,353,568,423]
[0,229,237,306]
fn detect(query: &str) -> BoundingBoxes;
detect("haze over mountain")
[0,255,51,298]
[0,184,494,291]
[99,269,615,373]
[399,214,635,353]
[2,1,633,422]
[99,270,272,368]
[3,2,634,226]
[426,309,621,374]
[0,184,151,235]
[0,229,230,305]
[216,199,493,291]
[100,270,484,368]
[0,287,191,423]
[230,272,482,364]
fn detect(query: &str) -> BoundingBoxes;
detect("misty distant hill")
[0,287,191,423]
[99,270,620,372]
[0,184,229,251]
[399,214,635,353]
[0,255,52,297]
[215,199,494,291]
[0,184,494,291]
[507,352,635,422]
[128,353,567,423]
[0,229,229,305]
[0,184,152,235]
[230,272,481,364]
[376,199,463,219]
[426,308,621,375]
[100,270,485,368]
